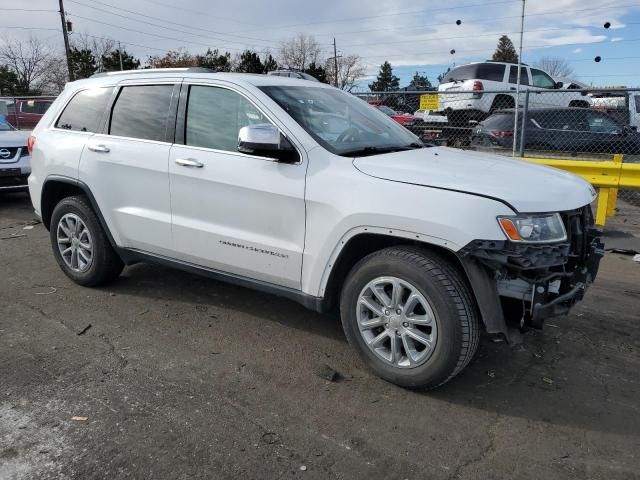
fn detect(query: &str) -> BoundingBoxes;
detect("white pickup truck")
[28,69,604,389]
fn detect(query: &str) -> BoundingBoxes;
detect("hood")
[0,129,31,147]
[353,147,596,213]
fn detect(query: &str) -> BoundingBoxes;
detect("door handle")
[88,144,110,153]
[175,158,204,168]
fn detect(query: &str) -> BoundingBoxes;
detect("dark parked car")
[471,108,640,155]
[1,98,54,130]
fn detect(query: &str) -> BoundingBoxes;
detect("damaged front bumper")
[458,206,605,339]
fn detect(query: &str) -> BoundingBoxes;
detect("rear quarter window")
[482,114,513,129]
[109,84,174,142]
[475,64,506,82]
[55,87,114,132]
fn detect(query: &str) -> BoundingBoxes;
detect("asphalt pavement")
[1,193,639,480]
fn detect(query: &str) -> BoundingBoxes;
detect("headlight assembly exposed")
[497,213,567,243]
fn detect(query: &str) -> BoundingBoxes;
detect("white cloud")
[610,37,624,42]
[573,48,582,53]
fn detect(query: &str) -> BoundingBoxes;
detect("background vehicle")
[471,108,640,154]
[591,92,640,130]
[29,70,601,390]
[373,104,417,126]
[0,120,31,193]
[437,61,590,124]
[0,98,54,129]
[267,70,319,82]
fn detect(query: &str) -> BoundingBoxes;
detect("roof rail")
[91,67,213,78]
[483,60,529,66]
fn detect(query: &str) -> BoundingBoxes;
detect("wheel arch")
[320,229,464,310]
[319,229,509,340]
[41,176,119,249]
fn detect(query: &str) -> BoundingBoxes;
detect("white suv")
[438,61,591,123]
[28,69,603,389]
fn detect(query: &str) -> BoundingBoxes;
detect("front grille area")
[0,147,19,161]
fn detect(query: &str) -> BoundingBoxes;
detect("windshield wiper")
[340,143,426,157]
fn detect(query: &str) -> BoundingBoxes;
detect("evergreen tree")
[102,49,140,71]
[69,47,97,79]
[197,48,232,72]
[408,71,432,90]
[304,62,328,83]
[368,61,400,92]
[262,54,278,73]
[0,65,19,95]
[235,50,264,73]
[492,35,519,63]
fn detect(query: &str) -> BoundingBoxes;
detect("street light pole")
[58,0,74,81]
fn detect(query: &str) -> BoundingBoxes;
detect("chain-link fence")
[353,87,640,213]
[0,96,57,131]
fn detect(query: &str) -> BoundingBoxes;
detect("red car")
[1,98,54,130]
[374,104,417,127]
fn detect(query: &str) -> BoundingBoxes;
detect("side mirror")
[237,124,299,163]
[555,81,564,89]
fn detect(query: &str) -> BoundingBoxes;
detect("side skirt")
[116,247,327,313]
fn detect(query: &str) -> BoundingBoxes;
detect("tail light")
[491,130,513,138]
[472,81,484,99]
[27,135,35,154]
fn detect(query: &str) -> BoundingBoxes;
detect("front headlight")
[497,213,566,243]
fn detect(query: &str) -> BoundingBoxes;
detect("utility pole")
[333,38,339,88]
[118,41,124,71]
[512,0,526,158]
[58,0,74,81]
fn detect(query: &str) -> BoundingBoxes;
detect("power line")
[65,0,277,44]
[0,8,58,13]
[66,13,273,53]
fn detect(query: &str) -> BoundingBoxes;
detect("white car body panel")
[28,71,596,301]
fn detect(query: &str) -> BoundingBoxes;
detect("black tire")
[340,246,479,389]
[49,195,124,286]
[569,100,589,108]
[490,95,515,113]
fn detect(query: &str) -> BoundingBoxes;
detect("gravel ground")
[1,193,639,480]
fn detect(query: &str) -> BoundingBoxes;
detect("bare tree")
[278,33,321,71]
[0,35,53,93]
[324,54,366,91]
[72,33,116,73]
[534,57,574,78]
[38,55,69,94]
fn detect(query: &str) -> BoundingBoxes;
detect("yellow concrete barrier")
[522,154,639,226]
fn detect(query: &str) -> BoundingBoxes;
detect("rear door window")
[55,87,113,132]
[634,95,640,113]
[508,66,529,85]
[109,85,174,142]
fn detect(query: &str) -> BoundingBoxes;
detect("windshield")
[0,118,14,131]
[259,86,423,156]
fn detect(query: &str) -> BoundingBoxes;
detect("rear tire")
[339,246,479,389]
[50,195,124,286]
[490,95,515,113]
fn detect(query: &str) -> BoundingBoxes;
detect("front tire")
[340,247,479,389]
[50,195,124,286]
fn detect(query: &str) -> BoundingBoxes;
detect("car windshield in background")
[259,86,423,156]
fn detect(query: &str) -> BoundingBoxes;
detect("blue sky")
[4,0,640,88]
